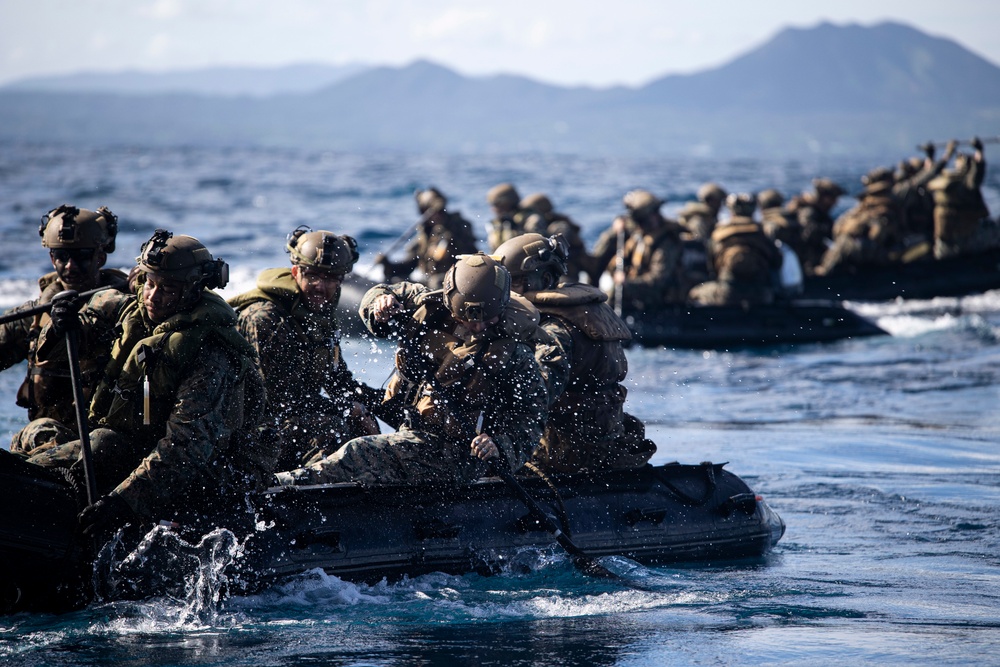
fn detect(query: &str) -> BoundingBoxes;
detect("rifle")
[0,285,113,327]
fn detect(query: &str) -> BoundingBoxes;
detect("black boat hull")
[801,247,1000,301]
[0,451,784,613]
[245,462,784,586]
[625,300,887,348]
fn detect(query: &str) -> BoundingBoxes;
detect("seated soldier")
[496,233,656,474]
[275,253,549,487]
[788,178,845,275]
[0,205,128,457]
[758,189,804,258]
[27,230,275,541]
[229,227,380,470]
[678,182,727,241]
[689,193,783,306]
[817,167,903,275]
[928,137,999,259]
[486,183,546,251]
[519,192,599,284]
[591,190,687,312]
[377,188,478,289]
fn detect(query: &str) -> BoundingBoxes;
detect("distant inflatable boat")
[624,300,887,349]
[801,247,1000,302]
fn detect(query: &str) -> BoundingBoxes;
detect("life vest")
[91,290,259,436]
[386,293,539,439]
[229,267,344,384]
[529,283,630,391]
[711,219,779,282]
[16,269,129,421]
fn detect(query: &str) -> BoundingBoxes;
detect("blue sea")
[1,142,999,666]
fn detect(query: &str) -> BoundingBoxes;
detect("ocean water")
[1,142,999,666]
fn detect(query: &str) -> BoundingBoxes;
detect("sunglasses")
[50,248,98,264]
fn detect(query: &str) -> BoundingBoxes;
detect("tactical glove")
[48,295,83,338]
[78,494,135,539]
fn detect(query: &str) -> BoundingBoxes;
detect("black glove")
[78,494,135,539]
[920,142,935,160]
[49,296,83,338]
[972,136,984,152]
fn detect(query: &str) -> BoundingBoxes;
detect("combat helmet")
[137,229,229,292]
[757,189,785,210]
[697,182,728,207]
[726,192,757,217]
[443,252,511,322]
[415,188,447,215]
[622,189,663,216]
[812,178,845,197]
[520,193,554,216]
[39,204,118,252]
[285,226,359,275]
[496,233,568,291]
[486,183,521,210]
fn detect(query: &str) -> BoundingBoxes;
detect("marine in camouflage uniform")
[788,178,845,276]
[275,253,550,487]
[677,182,727,241]
[519,192,600,284]
[928,137,999,259]
[0,205,128,456]
[486,183,546,251]
[689,193,783,306]
[758,189,804,259]
[27,230,274,538]
[591,189,687,311]
[893,142,955,254]
[229,227,379,470]
[378,188,479,289]
[817,168,904,275]
[496,233,656,474]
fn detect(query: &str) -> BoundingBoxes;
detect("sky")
[1,0,999,88]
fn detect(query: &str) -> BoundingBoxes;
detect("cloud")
[140,0,185,21]
[146,33,172,59]
[412,7,494,40]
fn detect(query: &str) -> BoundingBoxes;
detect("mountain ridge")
[2,20,997,158]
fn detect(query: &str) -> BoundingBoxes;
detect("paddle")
[473,412,621,580]
[53,290,99,506]
[356,208,436,280]
[613,226,625,317]
[0,285,112,327]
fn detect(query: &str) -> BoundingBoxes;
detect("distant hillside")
[0,21,997,158]
[1,63,370,97]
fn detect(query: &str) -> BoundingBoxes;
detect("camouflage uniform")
[488,208,547,252]
[818,171,903,275]
[592,214,687,310]
[229,267,376,469]
[381,211,478,289]
[929,151,998,259]
[276,281,549,486]
[521,282,655,474]
[677,202,718,241]
[894,157,947,250]
[689,217,782,306]
[1,269,128,455]
[27,288,274,523]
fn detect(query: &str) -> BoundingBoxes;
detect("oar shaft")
[65,329,97,506]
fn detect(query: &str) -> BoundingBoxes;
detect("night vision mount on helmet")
[285,226,359,275]
[496,233,569,281]
[443,252,511,322]
[137,229,229,290]
[39,205,118,252]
